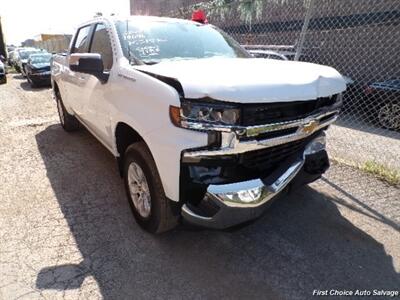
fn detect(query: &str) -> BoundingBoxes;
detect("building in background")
[130,0,203,16]
[35,34,72,42]
[33,33,73,53]
[22,39,35,47]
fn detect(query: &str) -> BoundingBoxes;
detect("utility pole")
[294,0,315,61]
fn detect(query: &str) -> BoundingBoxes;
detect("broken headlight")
[170,99,241,129]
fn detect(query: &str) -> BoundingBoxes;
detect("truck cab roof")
[77,15,201,28]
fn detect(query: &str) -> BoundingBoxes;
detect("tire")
[27,75,36,88]
[378,102,400,131]
[123,142,179,233]
[55,91,80,132]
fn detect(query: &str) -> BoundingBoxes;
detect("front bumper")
[181,134,329,229]
[30,73,51,85]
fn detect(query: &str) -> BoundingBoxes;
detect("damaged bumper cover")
[181,133,329,229]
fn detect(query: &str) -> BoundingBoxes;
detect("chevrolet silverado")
[51,16,346,233]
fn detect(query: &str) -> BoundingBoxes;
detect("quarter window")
[72,26,91,53]
[90,23,113,71]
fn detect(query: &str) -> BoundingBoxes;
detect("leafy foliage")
[237,0,263,30]
[170,0,310,31]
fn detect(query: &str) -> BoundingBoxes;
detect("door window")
[72,26,91,53]
[90,23,114,71]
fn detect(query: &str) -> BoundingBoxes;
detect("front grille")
[184,131,323,185]
[32,66,50,73]
[239,131,319,170]
[241,96,337,126]
[239,127,298,141]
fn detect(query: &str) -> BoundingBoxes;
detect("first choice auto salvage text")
[313,289,399,297]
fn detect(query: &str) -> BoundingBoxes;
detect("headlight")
[170,100,241,129]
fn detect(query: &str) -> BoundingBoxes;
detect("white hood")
[134,58,346,103]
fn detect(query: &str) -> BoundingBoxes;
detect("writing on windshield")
[116,20,249,64]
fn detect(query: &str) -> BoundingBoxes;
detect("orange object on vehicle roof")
[192,9,208,24]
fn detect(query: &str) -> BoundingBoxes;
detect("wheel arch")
[115,122,149,177]
[52,80,60,95]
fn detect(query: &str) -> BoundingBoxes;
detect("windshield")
[30,54,52,64]
[19,50,40,60]
[116,19,250,64]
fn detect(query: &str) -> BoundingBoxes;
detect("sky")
[1,0,130,45]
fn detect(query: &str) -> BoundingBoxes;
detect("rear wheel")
[123,142,179,233]
[55,91,80,132]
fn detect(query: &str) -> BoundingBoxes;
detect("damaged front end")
[177,95,341,229]
[180,132,329,229]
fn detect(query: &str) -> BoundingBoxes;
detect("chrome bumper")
[182,109,338,162]
[181,134,327,229]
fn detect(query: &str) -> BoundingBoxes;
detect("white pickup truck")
[52,16,346,233]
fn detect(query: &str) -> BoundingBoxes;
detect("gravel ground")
[328,118,400,172]
[0,74,399,300]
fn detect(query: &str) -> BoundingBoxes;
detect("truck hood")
[134,58,346,103]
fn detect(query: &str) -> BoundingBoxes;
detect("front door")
[81,22,115,149]
[66,25,93,118]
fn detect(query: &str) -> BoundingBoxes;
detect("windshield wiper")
[127,52,144,66]
[142,60,160,65]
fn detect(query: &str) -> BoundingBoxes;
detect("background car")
[25,53,52,87]
[15,48,42,76]
[8,49,21,71]
[0,60,6,84]
[7,51,15,66]
[364,79,400,130]
[248,49,289,60]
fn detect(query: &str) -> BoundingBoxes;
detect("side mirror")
[69,53,108,83]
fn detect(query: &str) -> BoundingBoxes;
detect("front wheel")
[378,102,400,131]
[22,66,27,78]
[123,142,179,233]
[27,75,36,88]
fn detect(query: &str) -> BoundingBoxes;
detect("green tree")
[237,0,263,31]
[208,0,232,21]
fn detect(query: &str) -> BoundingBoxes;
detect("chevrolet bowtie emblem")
[302,120,319,134]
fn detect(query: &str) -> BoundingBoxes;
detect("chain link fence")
[156,0,400,183]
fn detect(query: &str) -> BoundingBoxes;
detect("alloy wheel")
[378,103,400,130]
[127,162,151,218]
